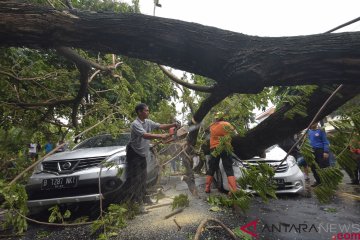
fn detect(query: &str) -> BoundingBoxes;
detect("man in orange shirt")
[205,111,237,193]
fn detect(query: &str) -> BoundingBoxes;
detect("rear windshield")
[73,134,130,149]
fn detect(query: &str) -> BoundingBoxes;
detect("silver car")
[212,145,305,194]
[26,133,159,213]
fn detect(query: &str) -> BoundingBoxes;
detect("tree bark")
[1,2,360,193]
[1,2,360,94]
[232,85,360,159]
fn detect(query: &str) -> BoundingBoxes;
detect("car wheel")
[77,201,101,219]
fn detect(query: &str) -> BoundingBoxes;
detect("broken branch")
[194,218,238,240]
[164,207,185,219]
[173,218,181,231]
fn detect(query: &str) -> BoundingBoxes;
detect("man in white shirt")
[28,143,37,161]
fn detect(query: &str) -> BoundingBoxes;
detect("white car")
[211,145,305,194]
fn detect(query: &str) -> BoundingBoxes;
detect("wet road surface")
[8,171,360,240]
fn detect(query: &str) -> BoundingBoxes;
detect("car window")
[73,134,130,149]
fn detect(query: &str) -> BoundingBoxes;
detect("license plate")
[273,178,285,186]
[41,176,78,190]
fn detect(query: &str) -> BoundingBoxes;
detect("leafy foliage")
[0,0,359,237]
[237,163,277,202]
[0,1,179,237]
[91,202,139,240]
[208,190,252,213]
[48,205,71,223]
[207,163,276,213]
[301,134,345,203]
[314,167,344,203]
[233,227,253,240]
[211,135,234,158]
[328,116,360,179]
[273,85,317,119]
[0,181,28,234]
[35,230,51,239]
[171,194,189,210]
[200,88,276,135]
[300,139,316,166]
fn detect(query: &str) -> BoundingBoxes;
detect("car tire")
[78,201,101,219]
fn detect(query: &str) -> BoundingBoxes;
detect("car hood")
[44,146,126,161]
[248,145,287,162]
[242,145,290,173]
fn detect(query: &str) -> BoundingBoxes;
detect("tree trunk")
[1,2,360,95]
[1,2,360,193]
[232,85,360,159]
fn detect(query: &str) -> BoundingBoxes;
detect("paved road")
[238,172,360,240]
[13,172,360,240]
[115,173,360,240]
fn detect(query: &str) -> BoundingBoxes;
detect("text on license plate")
[42,176,78,190]
[273,178,285,185]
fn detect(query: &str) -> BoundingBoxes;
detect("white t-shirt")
[29,143,37,153]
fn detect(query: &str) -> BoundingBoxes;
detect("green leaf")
[209,206,221,212]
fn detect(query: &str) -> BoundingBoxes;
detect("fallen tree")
[1,1,360,93]
[1,1,360,193]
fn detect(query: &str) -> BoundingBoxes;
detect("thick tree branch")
[1,2,360,94]
[56,47,124,127]
[158,65,215,93]
[181,90,230,194]
[187,89,230,145]
[192,90,231,124]
[56,47,110,72]
[232,84,360,159]
[64,0,73,10]
[56,47,123,127]
[89,70,101,83]
[326,16,360,33]
[56,48,91,127]
[71,64,89,127]
[1,1,359,196]
[88,62,123,83]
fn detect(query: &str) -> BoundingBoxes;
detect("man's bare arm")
[143,133,169,140]
[159,123,177,130]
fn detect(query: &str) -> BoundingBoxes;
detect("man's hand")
[160,133,171,140]
[323,152,329,159]
[174,120,181,129]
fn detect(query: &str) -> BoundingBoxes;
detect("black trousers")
[311,148,330,183]
[352,153,360,183]
[206,150,234,177]
[126,145,147,203]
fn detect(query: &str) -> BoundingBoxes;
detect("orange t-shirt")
[210,121,234,149]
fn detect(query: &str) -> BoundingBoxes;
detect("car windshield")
[73,134,130,149]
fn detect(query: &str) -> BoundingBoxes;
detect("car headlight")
[33,162,43,173]
[105,153,127,165]
[287,156,297,167]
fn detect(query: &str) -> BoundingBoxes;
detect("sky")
[130,0,360,121]
[136,0,360,36]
